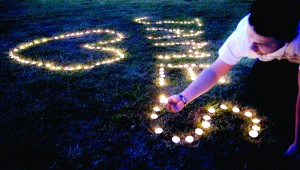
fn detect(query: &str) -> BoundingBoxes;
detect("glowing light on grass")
[153,106,161,112]
[195,128,204,135]
[220,104,228,109]
[208,107,216,113]
[8,29,126,71]
[155,127,163,134]
[252,118,261,124]
[150,113,159,119]
[218,77,227,84]
[249,130,259,138]
[202,121,211,129]
[185,136,194,143]
[172,136,181,143]
[232,107,240,113]
[159,94,168,104]
[244,111,253,117]
[252,125,260,131]
[203,115,211,121]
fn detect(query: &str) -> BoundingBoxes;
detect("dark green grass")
[0,0,298,169]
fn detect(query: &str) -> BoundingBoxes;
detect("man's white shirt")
[219,14,300,68]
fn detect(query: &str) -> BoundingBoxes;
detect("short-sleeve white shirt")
[218,14,300,68]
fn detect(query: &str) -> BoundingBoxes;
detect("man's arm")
[181,58,233,104]
[165,58,233,113]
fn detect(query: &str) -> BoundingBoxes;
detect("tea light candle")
[252,125,260,131]
[232,107,240,113]
[220,104,228,110]
[159,95,168,104]
[244,111,253,117]
[155,127,163,134]
[202,121,211,129]
[172,136,181,143]
[195,128,204,135]
[153,106,161,112]
[252,118,261,124]
[150,113,159,119]
[203,115,211,121]
[185,136,194,143]
[249,129,258,138]
[208,107,216,113]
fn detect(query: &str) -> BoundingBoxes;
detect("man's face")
[247,25,283,55]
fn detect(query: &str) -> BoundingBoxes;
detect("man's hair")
[249,0,300,42]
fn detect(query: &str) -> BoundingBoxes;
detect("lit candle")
[232,107,240,113]
[252,118,261,124]
[252,125,260,131]
[202,121,211,129]
[150,113,159,119]
[220,104,228,110]
[244,111,253,117]
[159,95,168,104]
[218,77,226,83]
[195,128,203,135]
[154,127,163,134]
[185,136,194,143]
[207,107,216,113]
[203,115,211,121]
[249,130,258,138]
[153,106,160,112]
[172,136,181,143]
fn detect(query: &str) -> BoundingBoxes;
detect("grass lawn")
[0,0,298,169]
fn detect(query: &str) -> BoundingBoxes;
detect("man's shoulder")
[236,14,250,30]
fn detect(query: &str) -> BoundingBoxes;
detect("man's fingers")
[167,95,180,104]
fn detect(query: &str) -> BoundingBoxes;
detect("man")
[165,0,300,157]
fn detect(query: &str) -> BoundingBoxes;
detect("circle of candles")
[172,136,181,143]
[195,128,204,135]
[249,130,258,138]
[155,127,163,134]
[185,136,194,143]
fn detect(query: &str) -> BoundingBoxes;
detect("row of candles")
[8,29,126,71]
[157,63,227,86]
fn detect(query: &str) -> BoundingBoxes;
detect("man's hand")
[164,95,185,113]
